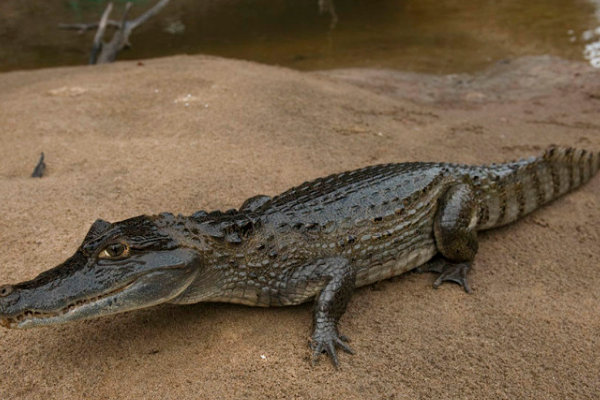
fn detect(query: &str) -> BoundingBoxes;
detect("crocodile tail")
[474,147,600,230]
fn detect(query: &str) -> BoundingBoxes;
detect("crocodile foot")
[418,257,472,293]
[310,323,354,368]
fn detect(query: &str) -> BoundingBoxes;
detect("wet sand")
[0,55,599,399]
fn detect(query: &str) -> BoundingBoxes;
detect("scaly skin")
[0,147,597,367]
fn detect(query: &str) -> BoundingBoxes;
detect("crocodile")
[0,147,598,367]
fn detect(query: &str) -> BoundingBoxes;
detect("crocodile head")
[0,216,200,329]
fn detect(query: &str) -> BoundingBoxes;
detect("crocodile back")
[260,162,445,226]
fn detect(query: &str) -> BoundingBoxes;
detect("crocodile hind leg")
[427,183,479,293]
[299,257,356,368]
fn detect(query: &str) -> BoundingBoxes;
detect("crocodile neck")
[156,210,292,305]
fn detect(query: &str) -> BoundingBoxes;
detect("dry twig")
[60,0,172,65]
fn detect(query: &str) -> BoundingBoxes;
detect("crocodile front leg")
[305,257,356,368]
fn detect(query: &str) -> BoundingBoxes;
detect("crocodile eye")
[0,285,13,297]
[99,243,129,259]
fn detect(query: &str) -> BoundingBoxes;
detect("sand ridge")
[0,55,599,399]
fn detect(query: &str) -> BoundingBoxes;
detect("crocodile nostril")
[0,285,14,297]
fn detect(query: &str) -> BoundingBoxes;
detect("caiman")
[0,147,598,367]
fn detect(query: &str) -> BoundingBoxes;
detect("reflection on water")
[583,0,600,67]
[0,0,599,73]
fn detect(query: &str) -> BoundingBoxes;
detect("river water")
[1,0,599,73]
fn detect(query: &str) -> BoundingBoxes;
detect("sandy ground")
[0,55,599,399]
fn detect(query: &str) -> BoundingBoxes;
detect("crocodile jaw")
[0,279,136,329]
[0,268,198,329]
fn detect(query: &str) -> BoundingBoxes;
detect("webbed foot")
[418,257,472,293]
[310,322,354,368]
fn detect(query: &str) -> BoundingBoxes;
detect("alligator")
[0,147,598,367]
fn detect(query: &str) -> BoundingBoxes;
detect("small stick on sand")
[31,153,46,178]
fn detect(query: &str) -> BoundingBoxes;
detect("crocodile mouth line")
[0,279,137,328]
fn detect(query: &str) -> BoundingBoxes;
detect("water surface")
[0,0,598,73]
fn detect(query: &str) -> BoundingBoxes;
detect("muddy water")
[0,0,598,73]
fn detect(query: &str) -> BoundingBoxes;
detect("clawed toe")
[310,330,355,368]
[419,257,472,293]
[334,336,355,355]
[433,261,472,293]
